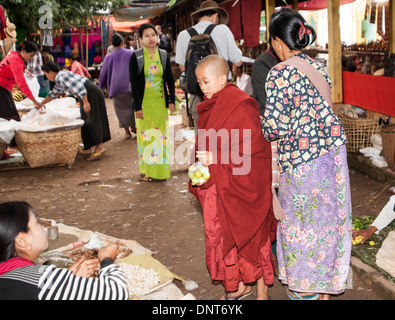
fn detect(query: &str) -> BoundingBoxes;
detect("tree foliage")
[2,0,129,31]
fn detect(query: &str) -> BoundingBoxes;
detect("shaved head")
[195,55,229,99]
[196,55,229,77]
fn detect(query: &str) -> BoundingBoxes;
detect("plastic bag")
[25,74,40,100]
[188,162,210,186]
[0,118,15,144]
[11,108,84,132]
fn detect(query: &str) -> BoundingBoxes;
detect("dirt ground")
[0,98,394,300]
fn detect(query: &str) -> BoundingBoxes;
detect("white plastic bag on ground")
[359,147,388,168]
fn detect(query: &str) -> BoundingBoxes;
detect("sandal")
[79,149,92,155]
[87,150,105,161]
[224,290,253,300]
[139,176,153,182]
[287,290,319,300]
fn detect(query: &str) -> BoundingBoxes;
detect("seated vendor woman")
[189,55,276,300]
[0,201,128,300]
[40,62,111,161]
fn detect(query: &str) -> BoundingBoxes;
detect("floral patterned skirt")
[276,145,352,294]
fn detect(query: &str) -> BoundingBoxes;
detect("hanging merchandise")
[0,6,7,40]
[43,29,53,47]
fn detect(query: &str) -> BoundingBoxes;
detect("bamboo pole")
[265,0,275,42]
[85,26,89,68]
[390,0,395,53]
[327,0,343,104]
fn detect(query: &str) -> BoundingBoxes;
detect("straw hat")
[191,0,229,25]
[5,23,16,38]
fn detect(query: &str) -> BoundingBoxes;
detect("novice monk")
[189,55,277,300]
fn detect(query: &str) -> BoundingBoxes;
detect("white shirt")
[236,73,253,96]
[175,21,242,67]
[371,195,395,233]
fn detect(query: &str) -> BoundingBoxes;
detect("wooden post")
[293,0,298,11]
[390,0,395,53]
[327,0,343,104]
[265,0,275,41]
[79,28,84,65]
[85,26,89,68]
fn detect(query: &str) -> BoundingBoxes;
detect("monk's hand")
[196,151,213,166]
[135,110,143,119]
[169,103,175,114]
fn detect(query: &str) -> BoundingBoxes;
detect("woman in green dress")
[129,23,175,181]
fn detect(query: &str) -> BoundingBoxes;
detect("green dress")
[136,47,170,179]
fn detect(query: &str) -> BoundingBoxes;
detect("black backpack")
[184,24,218,95]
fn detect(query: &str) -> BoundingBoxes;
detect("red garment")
[190,84,276,288]
[241,0,261,47]
[223,0,262,47]
[0,51,34,99]
[222,2,242,41]
[70,60,90,78]
[0,257,34,276]
[0,7,7,40]
[197,185,275,291]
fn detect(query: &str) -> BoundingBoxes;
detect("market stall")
[38,219,195,300]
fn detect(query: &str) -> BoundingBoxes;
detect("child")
[189,55,276,300]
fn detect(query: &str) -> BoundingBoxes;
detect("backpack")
[184,24,218,95]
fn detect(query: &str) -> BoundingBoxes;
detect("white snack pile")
[118,263,160,296]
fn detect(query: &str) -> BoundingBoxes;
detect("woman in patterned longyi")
[261,8,352,300]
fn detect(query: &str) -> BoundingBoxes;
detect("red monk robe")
[189,83,277,291]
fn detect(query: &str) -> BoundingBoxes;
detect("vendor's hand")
[24,70,34,78]
[196,151,213,166]
[135,110,143,119]
[33,101,45,111]
[352,226,377,244]
[169,103,175,114]
[69,258,100,278]
[83,101,91,114]
[98,244,119,262]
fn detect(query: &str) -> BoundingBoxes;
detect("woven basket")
[338,113,382,153]
[15,128,81,168]
[381,124,395,171]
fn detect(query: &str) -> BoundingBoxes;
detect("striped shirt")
[48,70,88,101]
[0,258,129,300]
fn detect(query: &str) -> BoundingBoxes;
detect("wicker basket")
[15,128,81,168]
[381,124,395,171]
[338,113,382,153]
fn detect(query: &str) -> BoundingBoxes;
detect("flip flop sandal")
[139,176,153,182]
[287,290,319,300]
[87,151,105,161]
[224,290,253,300]
[79,149,93,155]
